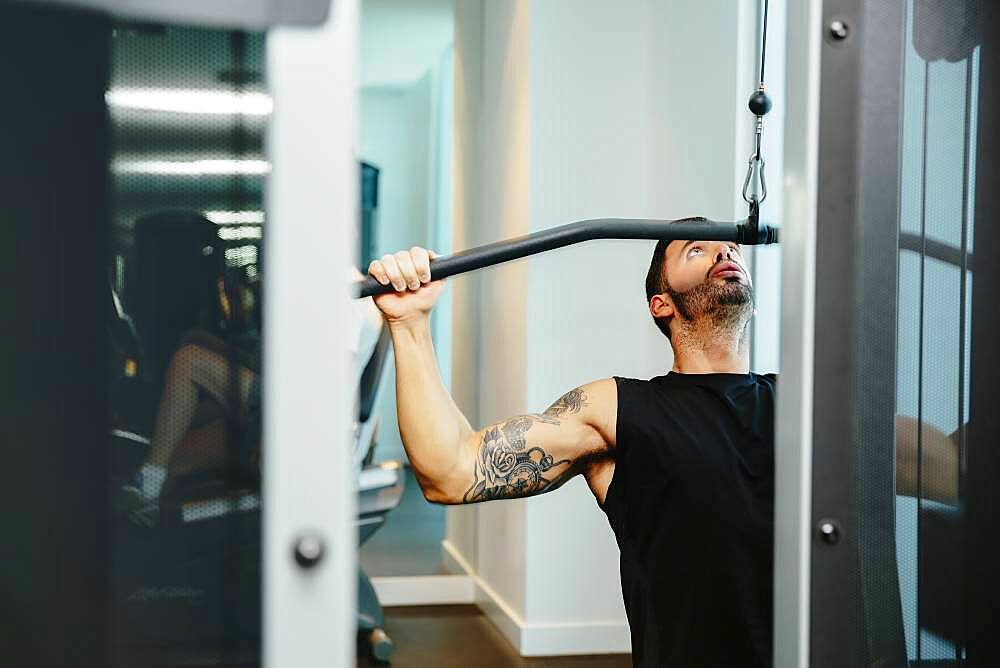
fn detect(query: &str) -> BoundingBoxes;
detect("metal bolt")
[293,534,325,569]
[818,519,841,545]
[829,20,849,41]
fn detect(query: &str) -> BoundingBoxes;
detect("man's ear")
[650,293,674,321]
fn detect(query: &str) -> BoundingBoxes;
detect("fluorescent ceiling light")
[226,246,258,263]
[113,159,271,176]
[217,225,263,240]
[106,89,273,116]
[205,210,266,225]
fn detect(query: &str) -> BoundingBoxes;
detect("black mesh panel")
[107,24,266,668]
[895,1,979,663]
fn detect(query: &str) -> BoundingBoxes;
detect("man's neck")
[669,322,751,374]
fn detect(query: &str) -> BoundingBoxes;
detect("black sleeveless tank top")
[602,372,776,667]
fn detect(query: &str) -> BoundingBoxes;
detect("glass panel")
[107,24,267,667]
[894,0,978,662]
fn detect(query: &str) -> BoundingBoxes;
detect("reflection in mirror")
[893,1,979,660]
[355,0,460,581]
[107,24,267,667]
[354,2,473,663]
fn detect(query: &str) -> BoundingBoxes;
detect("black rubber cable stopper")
[748,91,772,116]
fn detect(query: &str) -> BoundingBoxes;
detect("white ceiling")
[360,0,454,88]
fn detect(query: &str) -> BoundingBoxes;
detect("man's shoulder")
[578,378,618,407]
[565,378,618,425]
[541,379,618,417]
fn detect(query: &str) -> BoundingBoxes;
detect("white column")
[774,1,823,666]
[264,1,357,666]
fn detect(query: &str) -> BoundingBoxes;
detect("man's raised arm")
[367,248,616,504]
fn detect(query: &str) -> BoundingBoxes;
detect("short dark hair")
[644,217,709,340]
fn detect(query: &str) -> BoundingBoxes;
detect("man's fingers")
[371,249,441,293]
[380,254,407,292]
[395,251,421,291]
[367,260,390,286]
[410,247,432,283]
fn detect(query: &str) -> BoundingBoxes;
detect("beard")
[665,276,754,334]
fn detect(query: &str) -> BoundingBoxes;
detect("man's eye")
[689,247,703,256]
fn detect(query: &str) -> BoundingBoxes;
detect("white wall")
[430,46,456,389]
[359,73,435,462]
[361,0,454,88]
[747,0,785,374]
[447,0,486,569]
[451,0,766,656]
[522,0,659,635]
[470,0,532,621]
[360,77,433,258]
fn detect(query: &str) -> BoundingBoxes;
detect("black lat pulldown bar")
[355,203,778,299]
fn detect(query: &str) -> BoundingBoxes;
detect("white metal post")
[264,1,358,666]
[774,0,823,666]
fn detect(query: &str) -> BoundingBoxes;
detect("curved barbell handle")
[354,215,778,299]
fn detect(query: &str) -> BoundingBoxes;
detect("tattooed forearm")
[462,388,589,503]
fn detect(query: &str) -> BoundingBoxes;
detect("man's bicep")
[446,380,615,504]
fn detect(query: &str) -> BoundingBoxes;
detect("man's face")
[650,239,754,332]
[666,239,751,294]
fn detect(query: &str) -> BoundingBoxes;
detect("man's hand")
[367,247,445,323]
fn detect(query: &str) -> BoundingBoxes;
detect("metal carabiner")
[742,152,767,205]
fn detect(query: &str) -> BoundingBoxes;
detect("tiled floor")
[357,605,631,667]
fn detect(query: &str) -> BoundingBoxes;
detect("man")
[367,223,773,667]
[368,228,967,667]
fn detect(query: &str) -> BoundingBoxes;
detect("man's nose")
[713,245,734,264]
